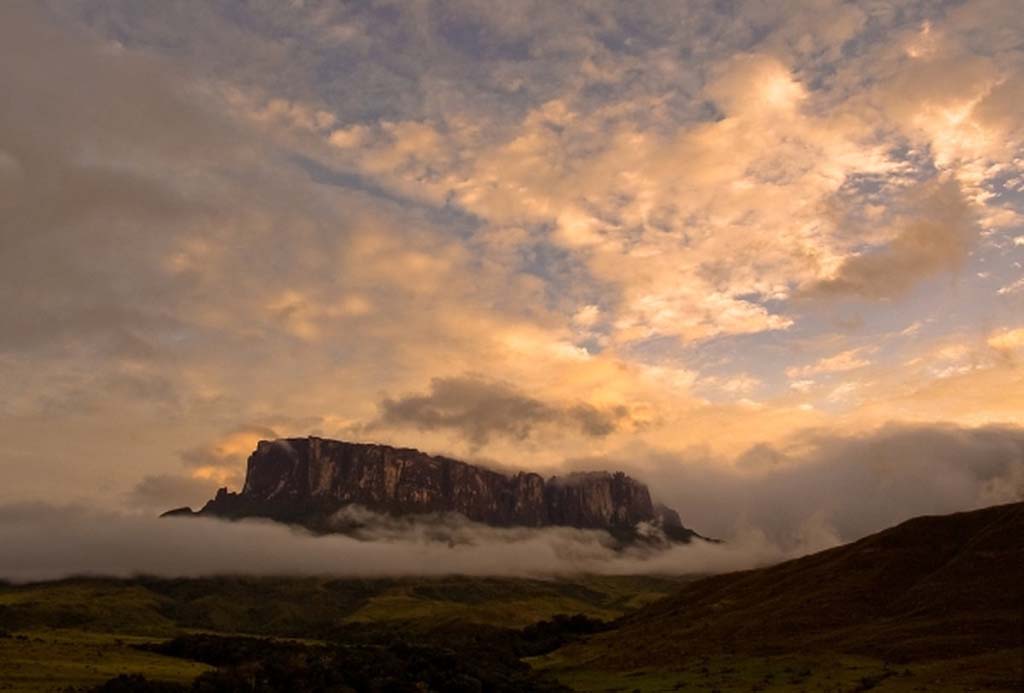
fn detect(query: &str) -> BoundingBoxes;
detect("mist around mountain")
[0,502,778,584]
[0,437,822,584]
[165,436,700,545]
[1,502,1020,692]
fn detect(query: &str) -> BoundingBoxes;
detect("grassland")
[345,575,679,627]
[532,650,1024,692]
[530,502,1024,693]
[0,629,210,693]
[1,572,1019,691]
[0,575,684,691]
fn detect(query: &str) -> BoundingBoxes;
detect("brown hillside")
[572,502,1024,668]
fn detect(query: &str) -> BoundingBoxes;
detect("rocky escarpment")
[165,437,696,541]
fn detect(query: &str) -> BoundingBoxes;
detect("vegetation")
[537,502,1024,692]
[532,650,1024,692]
[0,575,676,692]
[102,618,607,692]
[0,574,683,636]
[1,504,1020,691]
[0,629,210,692]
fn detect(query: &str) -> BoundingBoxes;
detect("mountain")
[551,501,1024,672]
[165,436,695,540]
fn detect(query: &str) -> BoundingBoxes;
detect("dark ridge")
[568,501,1024,667]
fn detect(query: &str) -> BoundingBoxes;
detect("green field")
[0,572,1020,692]
[0,629,211,693]
[0,575,685,691]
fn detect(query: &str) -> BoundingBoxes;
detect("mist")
[0,503,785,584]
[599,423,1024,550]
[4,423,1021,583]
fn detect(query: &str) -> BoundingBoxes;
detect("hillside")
[0,575,683,692]
[540,502,1024,690]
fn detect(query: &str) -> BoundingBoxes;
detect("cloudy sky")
[2,1,1022,539]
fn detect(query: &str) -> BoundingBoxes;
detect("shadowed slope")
[563,502,1024,668]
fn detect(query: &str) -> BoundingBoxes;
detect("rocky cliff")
[165,437,695,540]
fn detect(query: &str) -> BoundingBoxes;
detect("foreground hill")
[540,501,1024,691]
[166,436,695,541]
[0,575,683,692]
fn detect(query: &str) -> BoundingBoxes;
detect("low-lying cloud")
[0,504,784,584]
[592,422,1024,550]
[5,422,1021,583]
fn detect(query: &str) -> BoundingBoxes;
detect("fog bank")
[603,423,1024,549]
[0,503,785,583]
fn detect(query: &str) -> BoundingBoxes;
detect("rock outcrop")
[166,436,696,540]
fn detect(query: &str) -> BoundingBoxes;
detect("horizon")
[2,3,1022,690]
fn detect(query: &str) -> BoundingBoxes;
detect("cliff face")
[173,437,690,537]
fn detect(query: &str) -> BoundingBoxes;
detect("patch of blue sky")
[518,233,607,314]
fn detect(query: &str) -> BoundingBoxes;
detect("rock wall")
[177,437,687,535]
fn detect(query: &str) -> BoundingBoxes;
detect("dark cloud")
[126,474,218,512]
[374,376,631,444]
[576,423,1024,549]
[803,180,976,299]
[0,2,248,356]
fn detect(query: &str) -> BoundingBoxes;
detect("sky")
[1,0,1023,551]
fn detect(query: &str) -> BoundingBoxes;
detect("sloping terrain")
[0,575,684,637]
[541,502,1023,690]
[0,575,683,692]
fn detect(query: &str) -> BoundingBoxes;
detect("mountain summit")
[164,436,696,541]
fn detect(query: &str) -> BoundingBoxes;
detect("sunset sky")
[2,1,1022,525]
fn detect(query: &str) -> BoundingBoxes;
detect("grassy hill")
[537,502,1024,691]
[0,575,684,691]
[0,574,684,636]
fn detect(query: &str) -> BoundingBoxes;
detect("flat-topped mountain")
[165,436,696,541]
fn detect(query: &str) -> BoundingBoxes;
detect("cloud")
[0,2,239,352]
[3,422,1021,583]
[997,277,1024,295]
[804,180,977,299]
[988,327,1024,353]
[176,426,279,487]
[374,375,631,445]
[571,423,1024,549]
[2,0,1023,511]
[0,504,785,584]
[786,347,873,378]
[126,474,218,512]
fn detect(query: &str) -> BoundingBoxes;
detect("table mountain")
[163,431,696,540]
[164,436,696,541]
